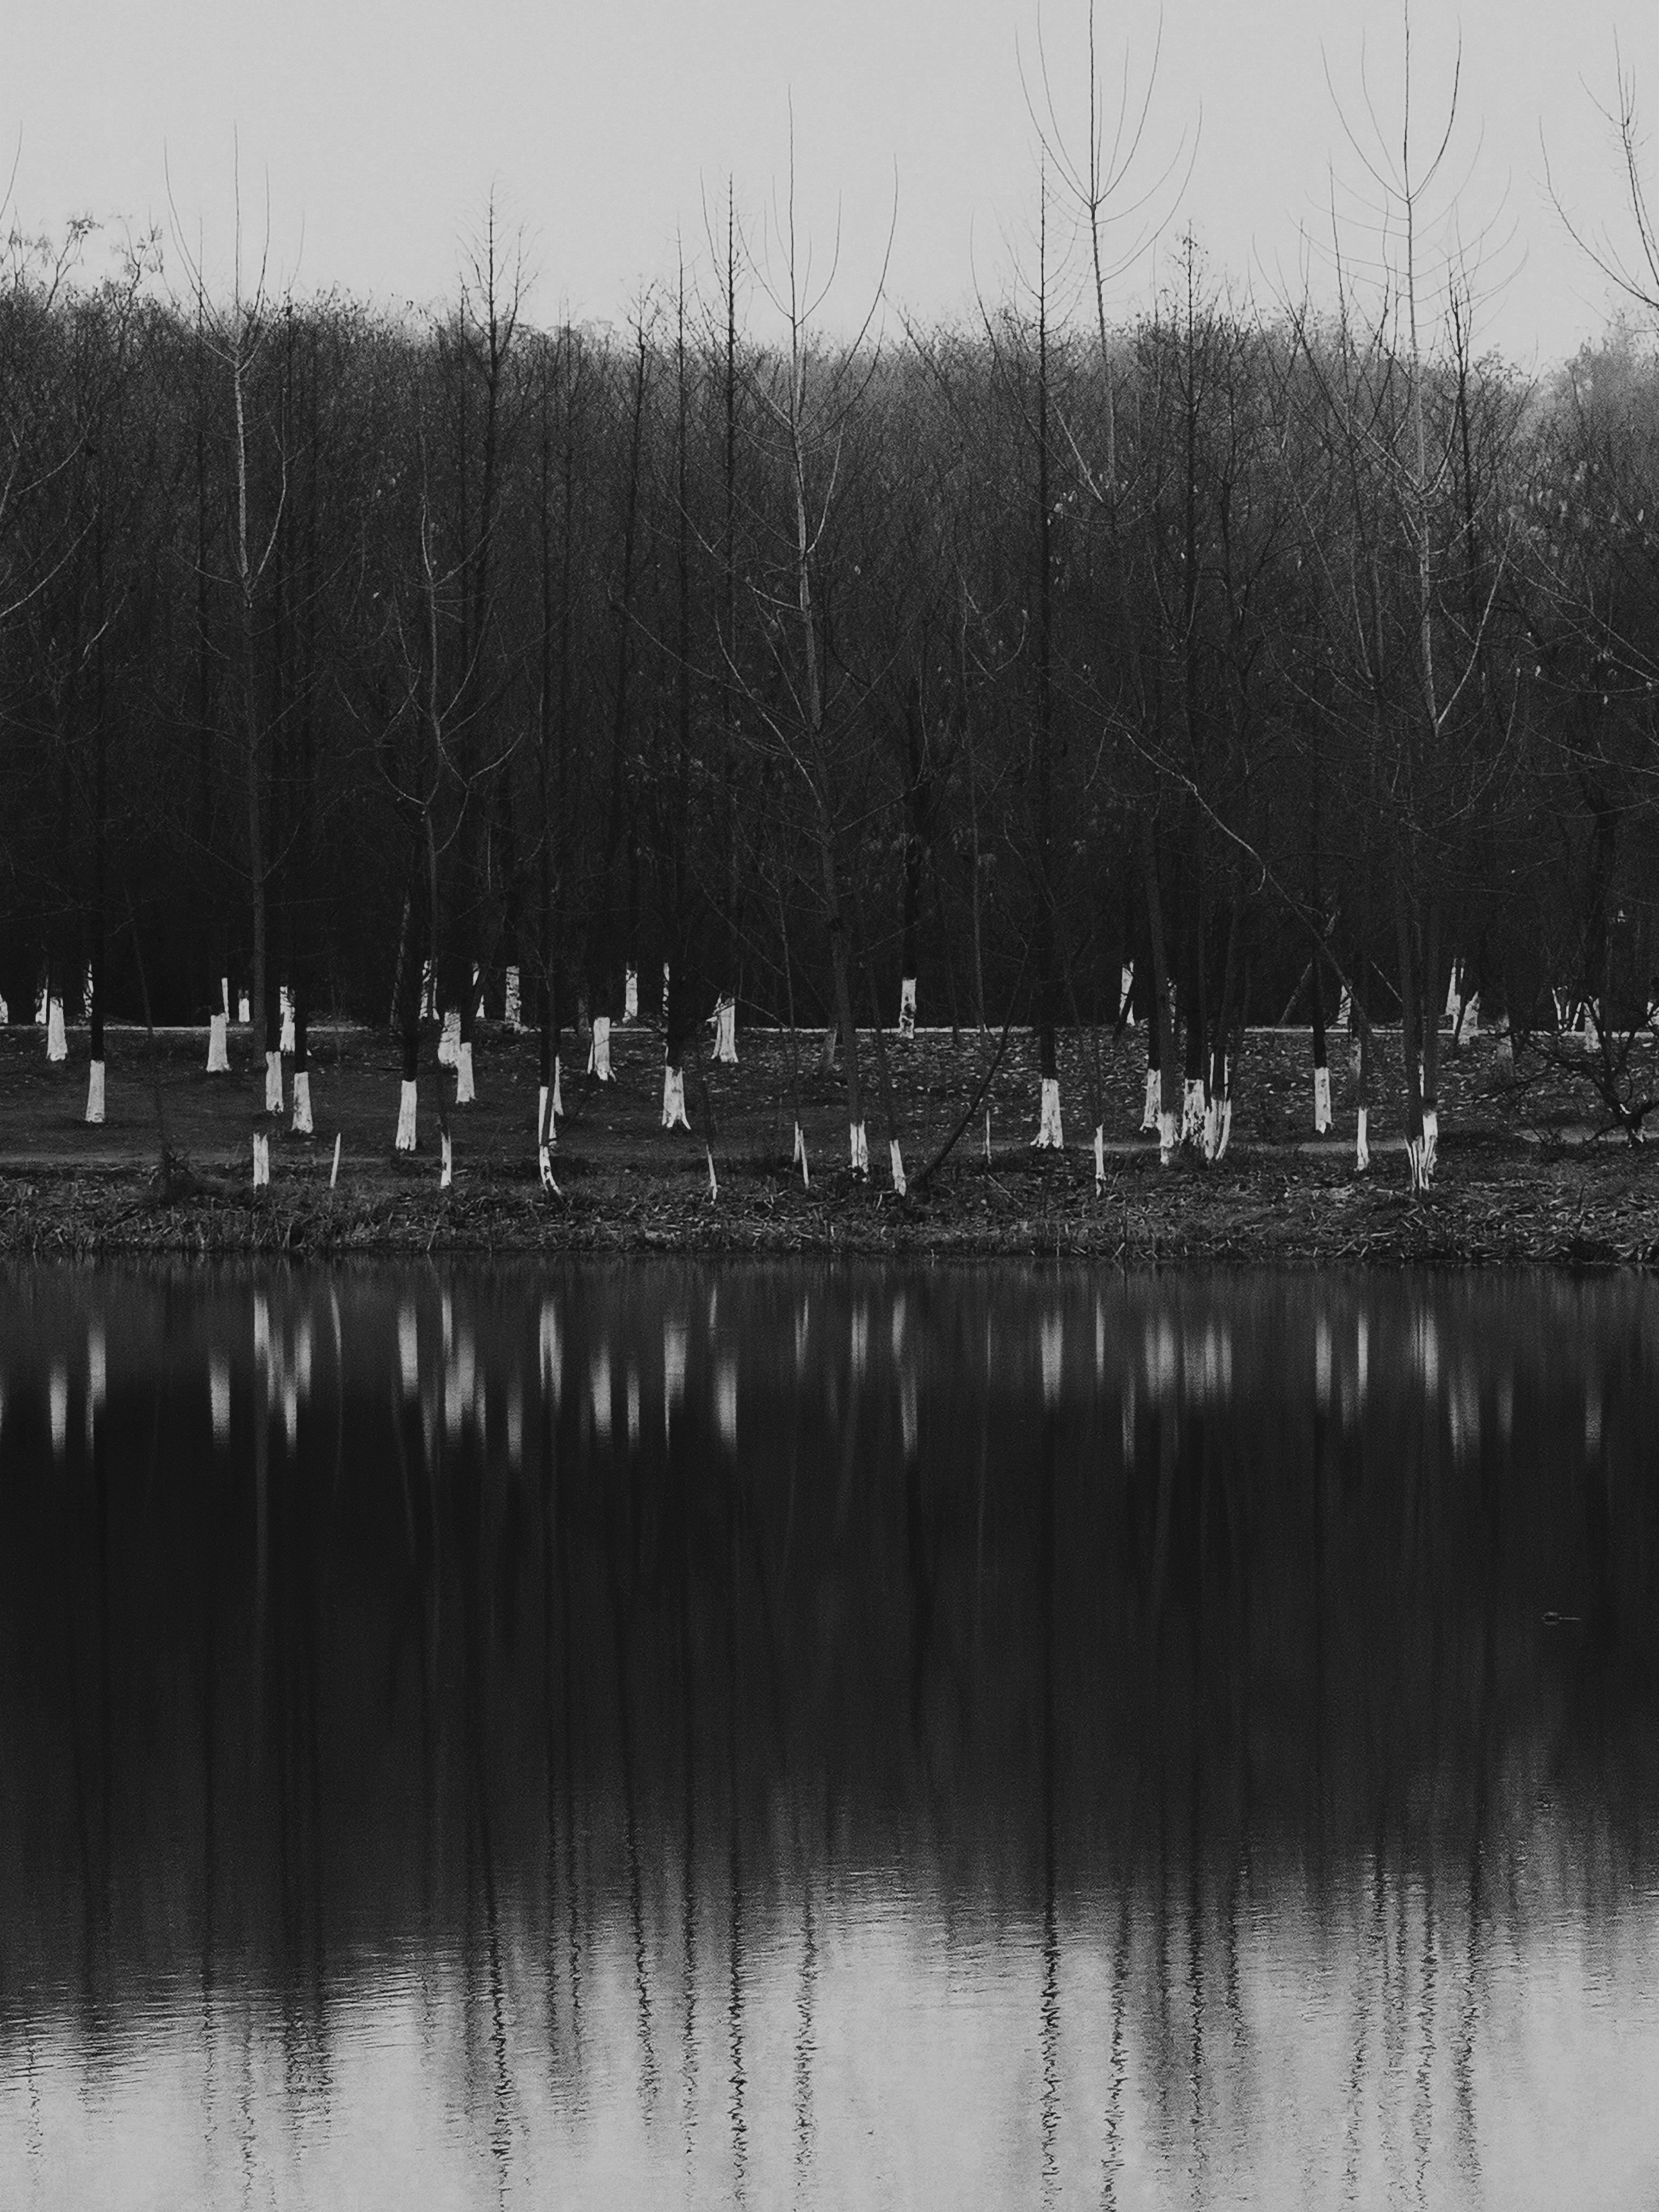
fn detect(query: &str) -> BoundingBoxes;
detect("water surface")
[1,1262,1656,2208]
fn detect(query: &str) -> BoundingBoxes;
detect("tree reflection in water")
[0,1262,1656,2207]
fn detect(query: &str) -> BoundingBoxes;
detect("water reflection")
[0,1262,1656,2208]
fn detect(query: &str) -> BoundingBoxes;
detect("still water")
[0,1261,1656,2209]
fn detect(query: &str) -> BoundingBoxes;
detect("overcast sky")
[8,2,1659,367]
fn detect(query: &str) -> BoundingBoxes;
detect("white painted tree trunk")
[455,1040,475,1104]
[331,1134,341,1186]
[46,997,66,1061]
[1355,1105,1370,1171]
[898,977,916,1038]
[712,997,738,1063]
[1033,1077,1063,1148]
[252,1132,270,1188]
[849,1121,869,1176]
[1094,1124,1106,1192]
[1407,1131,1428,1191]
[86,1061,105,1124]
[1141,1067,1161,1132]
[1445,961,1462,1023]
[1203,1098,1218,1160]
[265,1050,283,1115]
[1584,1004,1600,1050]
[624,967,638,1021]
[1120,963,1135,1024]
[551,1056,564,1117]
[291,1070,313,1135]
[1461,992,1479,1038]
[793,1121,810,1187]
[1422,1107,1439,1176]
[1337,986,1351,1028]
[538,1138,559,1193]
[588,1017,613,1080]
[440,1130,453,1190]
[220,975,230,1018]
[238,992,251,1024]
[207,1013,230,1073]
[504,966,521,1027]
[1215,1097,1233,1161]
[279,986,295,1054]
[1314,1065,1332,1132]
[34,982,46,1023]
[662,1065,690,1130]
[1158,1108,1178,1166]
[537,1084,551,1147]
[1181,1077,1206,1146]
[889,1138,907,1196]
[706,1145,719,1200]
[438,1008,461,1067]
[395,1078,418,1152]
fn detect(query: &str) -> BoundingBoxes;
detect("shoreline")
[1,1022,1654,1266]
[2,1149,1654,1267]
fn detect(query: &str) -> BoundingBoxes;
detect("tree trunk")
[1419,900,1442,1173]
[900,692,927,1040]
[1140,813,1175,1160]
[1396,889,1427,1189]
[788,339,862,1156]
[232,323,269,1073]
[87,524,107,1124]
[1310,934,1330,1135]
[1353,949,1373,1171]
[864,956,907,1192]
[1180,928,1206,1149]
[1205,900,1241,1159]
[1031,190,1060,1117]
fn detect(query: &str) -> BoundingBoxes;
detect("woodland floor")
[0,1016,1656,1264]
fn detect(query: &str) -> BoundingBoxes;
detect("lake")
[0,1260,1655,2209]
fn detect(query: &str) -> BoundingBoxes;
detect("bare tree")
[1284,12,1518,1187]
[733,127,895,1177]
[169,163,292,1139]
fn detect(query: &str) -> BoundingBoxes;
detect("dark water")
[1,1261,1657,2209]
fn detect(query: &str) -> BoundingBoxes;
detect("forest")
[3,132,1659,1196]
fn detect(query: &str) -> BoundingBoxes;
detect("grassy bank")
[1,1019,1654,1265]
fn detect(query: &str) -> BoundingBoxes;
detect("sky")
[6,1,1659,368]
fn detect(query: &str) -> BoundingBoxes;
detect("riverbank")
[1,1019,1654,1264]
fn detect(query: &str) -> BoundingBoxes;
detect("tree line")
[2,176,1658,1186]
